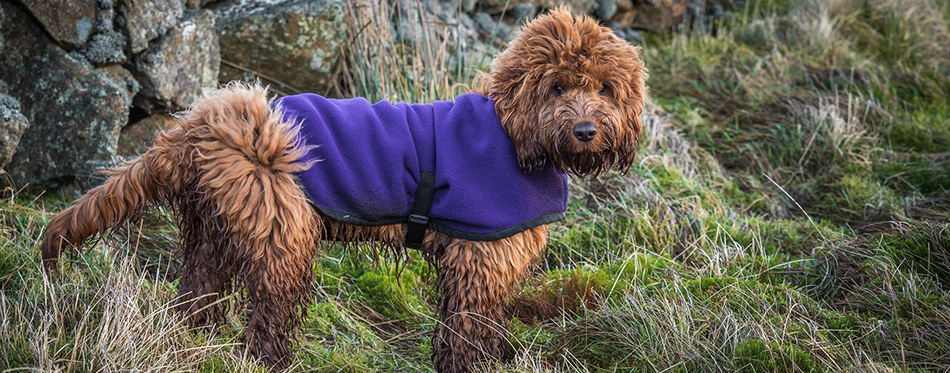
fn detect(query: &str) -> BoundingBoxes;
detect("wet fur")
[39,9,645,372]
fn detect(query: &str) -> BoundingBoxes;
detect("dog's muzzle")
[573,121,598,142]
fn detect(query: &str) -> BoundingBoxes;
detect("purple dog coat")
[274,93,568,241]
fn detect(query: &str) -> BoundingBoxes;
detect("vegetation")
[3,0,949,371]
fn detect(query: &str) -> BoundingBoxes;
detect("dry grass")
[2,0,950,371]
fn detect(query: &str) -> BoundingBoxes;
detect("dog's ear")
[606,39,648,174]
[489,73,548,173]
[615,98,643,174]
[485,15,558,174]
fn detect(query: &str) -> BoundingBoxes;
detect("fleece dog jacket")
[275,93,568,241]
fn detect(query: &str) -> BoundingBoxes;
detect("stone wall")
[0,0,733,191]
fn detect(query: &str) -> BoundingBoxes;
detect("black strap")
[405,171,435,249]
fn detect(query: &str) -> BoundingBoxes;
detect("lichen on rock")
[0,92,29,170]
[0,1,129,189]
[117,0,185,54]
[132,10,220,113]
[212,0,346,94]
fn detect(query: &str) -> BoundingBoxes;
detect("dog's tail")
[40,83,312,272]
[40,126,188,272]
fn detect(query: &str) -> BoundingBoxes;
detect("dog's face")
[487,8,647,177]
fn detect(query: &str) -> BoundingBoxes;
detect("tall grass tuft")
[339,0,491,103]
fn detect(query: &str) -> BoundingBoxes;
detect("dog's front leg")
[433,226,548,372]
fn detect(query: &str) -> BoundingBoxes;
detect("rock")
[0,93,28,170]
[510,2,538,23]
[79,29,126,64]
[611,0,690,32]
[212,0,346,95]
[20,0,99,49]
[118,114,173,156]
[0,2,130,188]
[24,0,128,63]
[410,1,490,76]
[117,0,185,54]
[593,0,618,20]
[528,0,596,15]
[473,11,512,41]
[477,0,518,14]
[706,0,733,14]
[461,0,478,13]
[611,0,734,32]
[186,0,220,9]
[133,10,219,113]
[97,65,140,100]
[621,27,643,45]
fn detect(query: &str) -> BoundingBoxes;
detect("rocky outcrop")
[0,1,129,188]
[464,0,734,34]
[23,0,128,64]
[97,65,140,100]
[0,92,28,170]
[20,0,99,49]
[133,10,219,113]
[212,0,346,94]
[0,0,735,191]
[117,0,185,54]
[612,0,734,32]
[187,0,220,10]
[612,0,689,32]
[118,113,173,156]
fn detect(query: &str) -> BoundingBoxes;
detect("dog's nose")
[573,122,597,142]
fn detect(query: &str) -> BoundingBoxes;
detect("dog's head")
[485,8,647,177]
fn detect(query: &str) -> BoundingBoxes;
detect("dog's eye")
[599,84,609,95]
[554,85,565,97]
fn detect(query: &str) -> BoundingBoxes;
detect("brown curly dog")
[40,8,645,372]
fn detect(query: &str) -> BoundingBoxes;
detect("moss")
[294,348,374,371]
[821,311,858,332]
[303,301,380,348]
[817,174,901,222]
[354,267,428,323]
[734,339,819,372]
[603,252,674,286]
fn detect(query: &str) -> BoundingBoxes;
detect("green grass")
[3,0,950,371]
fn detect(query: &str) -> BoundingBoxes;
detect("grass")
[3,0,950,371]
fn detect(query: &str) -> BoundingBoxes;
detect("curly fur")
[39,8,645,372]
[477,9,646,176]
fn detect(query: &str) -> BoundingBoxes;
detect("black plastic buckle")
[405,214,429,249]
[409,214,429,227]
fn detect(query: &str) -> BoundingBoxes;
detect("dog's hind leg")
[181,83,321,367]
[174,188,237,329]
[229,179,320,368]
[199,161,320,368]
[433,226,548,372]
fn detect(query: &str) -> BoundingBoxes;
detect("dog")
[39,8,646,372]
